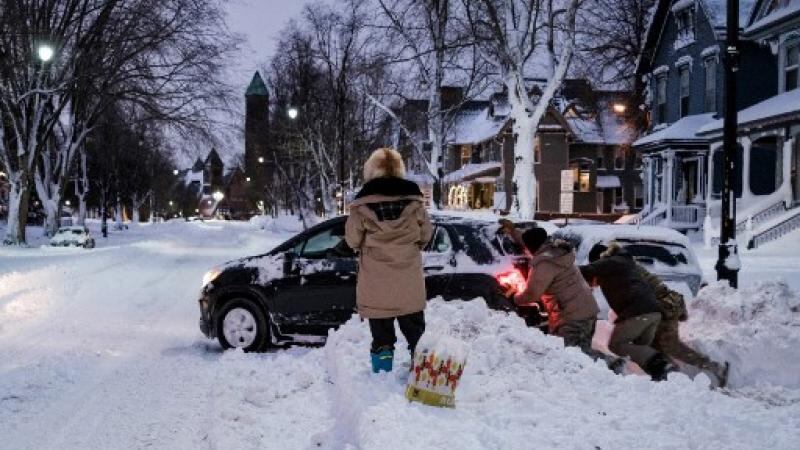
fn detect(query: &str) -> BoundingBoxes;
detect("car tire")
[85,240,95,249]
[216,297,270,352]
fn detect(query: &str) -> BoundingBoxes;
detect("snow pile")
[207,299,799,449]
[683,280,800,389]
[249,213,309,234]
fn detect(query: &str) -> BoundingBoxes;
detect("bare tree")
[465,0,581,219]
[0,0,236,242]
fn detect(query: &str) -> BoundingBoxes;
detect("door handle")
[424,265,445,273]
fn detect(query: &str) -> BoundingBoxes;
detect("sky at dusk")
[225,0,312,96]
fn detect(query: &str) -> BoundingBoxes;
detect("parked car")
[198,215,544,351]
[50,226,95,248]
[551,225,704,297]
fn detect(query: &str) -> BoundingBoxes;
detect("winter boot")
[607,356,629,375]
[714,362,730,388]
[371,347,394,373]
[645,353,675,381]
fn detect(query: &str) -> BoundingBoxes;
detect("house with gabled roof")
[634,0,778,231]
[696,0,800,247]
[404,81,641,218]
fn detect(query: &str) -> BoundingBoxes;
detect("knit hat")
[521,227,548,253]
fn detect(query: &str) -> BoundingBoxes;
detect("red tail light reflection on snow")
[496,269,527,295]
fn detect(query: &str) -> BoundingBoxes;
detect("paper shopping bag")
[405,333,467,408]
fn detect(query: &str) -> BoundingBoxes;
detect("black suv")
[198,215,542,351]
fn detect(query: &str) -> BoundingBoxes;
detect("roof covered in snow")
[443,162,502,183]
[634,113,717,147]
[448,108,509,145]
[698,88,800,134]
[703,0,758,28]
[745,0,800,35]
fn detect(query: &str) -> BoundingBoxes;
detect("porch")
[640,150,708,229]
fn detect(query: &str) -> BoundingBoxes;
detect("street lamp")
[65,200,71,206]
[212,191,224,202]
[258,156,265,164]
[168,200,174,206]
[715,0,741,288]
[173,169,179,176]
[612,103,627,114]
[37,44,54,62]
[287,107,299,120]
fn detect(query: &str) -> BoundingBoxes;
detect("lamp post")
[715,0,740,287]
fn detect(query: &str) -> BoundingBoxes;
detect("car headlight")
[202,268,221,288]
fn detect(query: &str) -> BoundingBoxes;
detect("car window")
[72,230,82,235]
[622,243,688,267]
[300,223,349,259]
[426,227,452,253]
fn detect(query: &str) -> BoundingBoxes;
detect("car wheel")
[216,297,270,352]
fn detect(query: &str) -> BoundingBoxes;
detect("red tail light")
[496,269,527,295]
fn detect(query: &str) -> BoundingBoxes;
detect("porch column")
[642,156,652,212]
[740,136,753,201]
[707,143,720,205]
[665,151,675,222]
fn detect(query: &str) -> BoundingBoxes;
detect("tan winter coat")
[345,194,433,319]
[515,241,600,332]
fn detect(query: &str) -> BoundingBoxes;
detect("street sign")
[559,193,574,214]
[560,170,574,192]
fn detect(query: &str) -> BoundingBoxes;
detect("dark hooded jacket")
[514,240,599,332]
[579,247,661,322]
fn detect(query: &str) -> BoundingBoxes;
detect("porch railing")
[736,200,787,233]
[671,205,705,225]
[639,208,667,226]
[748,209,800,249]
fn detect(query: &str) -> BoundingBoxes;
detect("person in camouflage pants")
[556,317,607,361]
[588,244,728,386]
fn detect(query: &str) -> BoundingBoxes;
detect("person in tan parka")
[345,148,433,373]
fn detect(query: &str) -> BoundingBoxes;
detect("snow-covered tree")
[465,0,581,219]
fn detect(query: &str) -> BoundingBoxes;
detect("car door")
[271,220,357,334]
[422,226,455,299]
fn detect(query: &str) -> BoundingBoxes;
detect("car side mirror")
[283,251,297,275]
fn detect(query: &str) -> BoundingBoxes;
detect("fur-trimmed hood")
[363,148,406,182]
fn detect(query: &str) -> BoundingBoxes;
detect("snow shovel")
[405,333,467,408]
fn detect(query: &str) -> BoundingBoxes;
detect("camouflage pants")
[555,318,607,361]
[653,320,719,371]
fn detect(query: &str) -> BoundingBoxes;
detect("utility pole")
[715,0,740,287]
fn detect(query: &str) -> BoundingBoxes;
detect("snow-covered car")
[49,226,95,248]
[198,215,545,351]
[551,225,703,296]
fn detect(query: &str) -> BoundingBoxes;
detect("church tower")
[244,71,269,204]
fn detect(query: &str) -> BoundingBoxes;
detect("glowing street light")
[64,200,71,206]
[37,44,54,62]
[612,103,627,114]
[173,169,179,175]
[245,176,251,182]
[287,107,299,120]
[212,191,225,202]
[257,156,265,164]
[168,200,174,206]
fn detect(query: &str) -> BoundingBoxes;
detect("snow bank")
[209,299,799,449]
[249,214,309,234]
[683,280,800,389]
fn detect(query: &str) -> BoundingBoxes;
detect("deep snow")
[1,219,799,449]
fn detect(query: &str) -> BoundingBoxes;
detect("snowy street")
[2,221,800,449]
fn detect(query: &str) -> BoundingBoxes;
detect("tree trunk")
[115,196,124,229]
[506,72,539,219]
[3,174,30,245]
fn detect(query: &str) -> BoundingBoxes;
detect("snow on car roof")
[555,224,692,248]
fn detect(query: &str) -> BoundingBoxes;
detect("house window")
[614,187,624,205]
[784,42,799,92]
[596,156,604,170]
[674,8,695,47]
[570,159,592,192]
[679,66,690,117]
[460,145,472,167]
[704,57,717,112]
[656,75,667,123]
[750,137,780,195]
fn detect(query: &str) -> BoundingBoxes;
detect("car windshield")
[72,230,83,235]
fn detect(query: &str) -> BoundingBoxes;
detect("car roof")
[553,224,692,248]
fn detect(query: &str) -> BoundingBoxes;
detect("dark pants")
[555,318,607,361]
[368,311,425,354]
